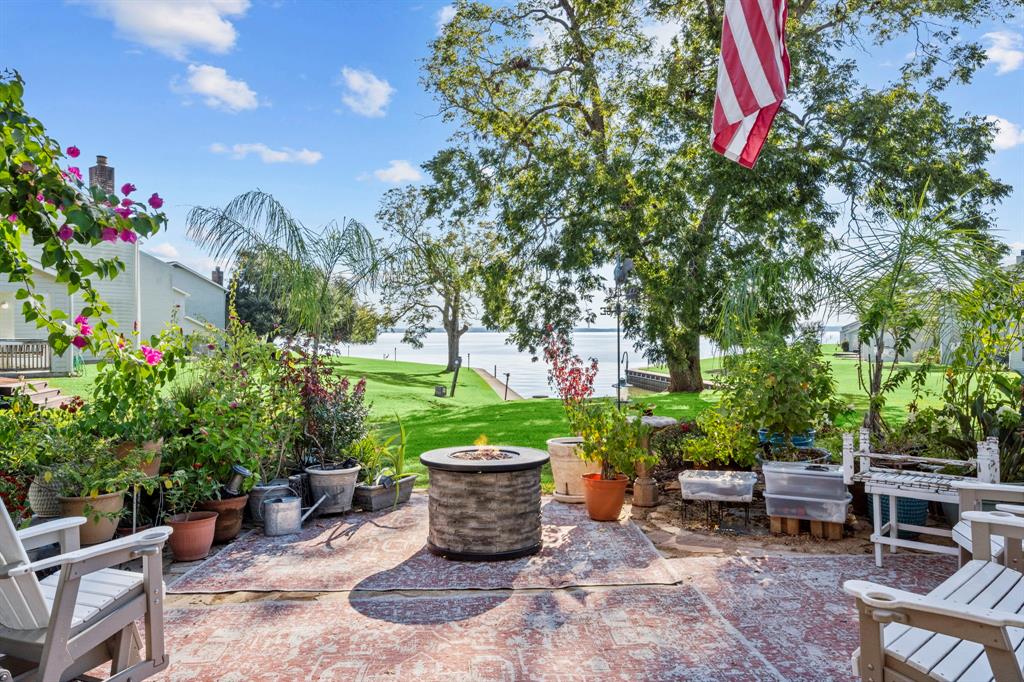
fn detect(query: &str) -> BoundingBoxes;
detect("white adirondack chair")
[952,481,1024,568]
[0,499,172,682]
[845,510,1024,681]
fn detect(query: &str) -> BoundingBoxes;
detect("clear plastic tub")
[762,461,847,500]
[764,492,852,523]
[679,470,758,502]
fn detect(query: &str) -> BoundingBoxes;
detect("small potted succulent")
[352,417,416,511]
[577,404,652,521]
[163,466,222,561]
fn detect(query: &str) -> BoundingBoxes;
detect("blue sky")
[0,0,1021,285]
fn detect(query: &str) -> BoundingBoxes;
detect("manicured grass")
[45,364,100,397]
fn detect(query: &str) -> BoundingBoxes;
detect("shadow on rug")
[157,586,784,681]
[170,495,677,594]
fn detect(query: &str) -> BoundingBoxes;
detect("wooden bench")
[843,429,1000,567]
[845,510,1024,681]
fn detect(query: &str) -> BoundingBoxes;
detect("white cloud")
[82,0,250,60]
[179,64,258,112]
[984,31,1024,74]
[372,160,422,184]
[210,142,323,165]
[643,21,681,52]
[986,115,1024,151]
[147,243,180,259]
[339,67,395,117]
[436,5,456,32]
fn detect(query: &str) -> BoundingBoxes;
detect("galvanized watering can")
[262,492,327,537]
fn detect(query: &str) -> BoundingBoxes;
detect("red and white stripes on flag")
[711,0,790,169]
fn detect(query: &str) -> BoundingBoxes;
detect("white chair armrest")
[17,516,87,552]
[954,481,1024,494]
[996,504,1024,517]
[17,516,88,540]
[963,510,1024,529]
[2,527,173,578]
[844,579,1024,629]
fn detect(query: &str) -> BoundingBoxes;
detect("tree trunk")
[445,326,460,372]
[863,332,887,434]
[666,335,704,392]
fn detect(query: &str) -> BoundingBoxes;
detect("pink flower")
[66,146,80,158]
[121,198,133,207]
[74,315,93,337]
[147,193,164,209]
[57,225,74,241]
[121,183,136,196]
[119,229,137,244]
[101,227,118,242]
[71,335,88,349]
[67,166,82,181]
[140,345,163,366]
[7,214,17,223]
[229,401,239,409]
[114,206,132,219]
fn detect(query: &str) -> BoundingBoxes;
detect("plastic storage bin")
[764,492,852,523]
[679,470,758,502]
[762,462,847,499]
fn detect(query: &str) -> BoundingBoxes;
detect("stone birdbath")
[631,415,678,508]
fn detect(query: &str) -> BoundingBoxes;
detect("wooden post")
[842,432,855,485]
[978,437,1001,484]
[858,427,872,479]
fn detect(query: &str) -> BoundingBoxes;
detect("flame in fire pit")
[449,435,517,461]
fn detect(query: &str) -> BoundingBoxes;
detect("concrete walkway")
[473,367,524,400]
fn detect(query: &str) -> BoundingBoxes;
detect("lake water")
[335,330,839,398]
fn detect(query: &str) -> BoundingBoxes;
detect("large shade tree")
[425,0,1011,391]
[187,191,380,357]
[377,186,488,372]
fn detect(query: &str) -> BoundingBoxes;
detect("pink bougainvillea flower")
[71,335,88,349]
[56,225,74,241]
[36,193,44,202]
[119,228,137,244]
[114,206,132,219]
[66,146,80,158]
[229,401,239,409]
[121,182,136,196]
[147,193,163,209]
[101,227,118,242]
[7,214,17,223]
[74,315,93,337]
[121,198,133,207]
[140,345,163,366]
[67,166,82,181]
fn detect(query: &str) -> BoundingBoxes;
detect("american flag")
[710,0,791,168]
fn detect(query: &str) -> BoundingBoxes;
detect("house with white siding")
[0,157,226,376]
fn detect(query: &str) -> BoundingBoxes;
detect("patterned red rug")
[156,554,955,681]
[170,494,677,593]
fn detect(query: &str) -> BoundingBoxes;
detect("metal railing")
[0,340,51,372]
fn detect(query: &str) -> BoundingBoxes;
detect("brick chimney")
[212,266,224,285]
[89,155,115,194]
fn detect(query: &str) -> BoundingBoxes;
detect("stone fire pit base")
[420,446,549,561]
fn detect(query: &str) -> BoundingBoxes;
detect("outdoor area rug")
[671,553,959,681]
[169,494,676,593]
[155,585,787,681]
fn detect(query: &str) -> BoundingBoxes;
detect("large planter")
[758,429,816,449]
[581,473,628,522]
[58,491,126,545]
[353,474,417,512]
[114,438,164,478]
[28,478,61,518]
[546,437,601,504]
[305,464,361,514]
[247,480,293,524]
[165,511,218,561]
[197,494,249,543]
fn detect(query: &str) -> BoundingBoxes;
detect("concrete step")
[0,379,49,396]
[28,387,62,405]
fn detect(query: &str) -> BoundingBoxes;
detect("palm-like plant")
[187,191,380,357]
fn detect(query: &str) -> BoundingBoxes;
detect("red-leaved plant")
[543,327,598,434]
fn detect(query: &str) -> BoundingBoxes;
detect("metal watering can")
[262,492,327,537]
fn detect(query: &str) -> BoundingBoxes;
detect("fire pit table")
[419,445,549,561]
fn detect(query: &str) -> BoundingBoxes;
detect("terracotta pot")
[58,491,126,545]
[115,522,153,538]
[581,473,628,522]
[197,495,249,543]
[165,511,219,561]
[546,437,601,504]
[114,439,164,478]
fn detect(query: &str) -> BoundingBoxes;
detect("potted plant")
[679,410,760,470]
[542,329,602,503]
[577,404,651,521]
[163,466,222,561]
[352,417,416,511]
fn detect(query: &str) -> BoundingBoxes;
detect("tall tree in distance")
[231,250,286,338]
[377,185,487,372]
[187,191,381,358]
[425,0,1011,392]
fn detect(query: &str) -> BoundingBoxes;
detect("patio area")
[154,493,954,681]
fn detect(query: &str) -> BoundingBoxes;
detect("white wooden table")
[843,428,1000,567]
